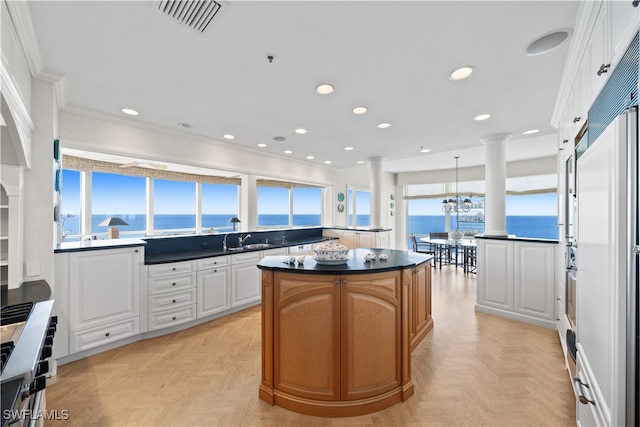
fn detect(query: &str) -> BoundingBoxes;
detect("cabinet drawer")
[148,305,196,331]
[149,288,196,313]
[148,260,196,277]
[149,272,195,294]
[70,317,139,353]
[231,251,262,264]
[197,256,229,270]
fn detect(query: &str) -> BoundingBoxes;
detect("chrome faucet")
[223,232,232,251]
[238,233,252,246]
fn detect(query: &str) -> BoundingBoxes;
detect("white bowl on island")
[313,241,350,263]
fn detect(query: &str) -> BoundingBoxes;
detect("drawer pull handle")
[172,282,176,286]
[135,249,139,253]
[172,316,177,321]
[573,116,581,123]
[172,267,177,271]
[105,332,110,337]
[172,299,176,303]
[572,378,595,405]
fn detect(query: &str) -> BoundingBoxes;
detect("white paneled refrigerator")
[574,106,638,427]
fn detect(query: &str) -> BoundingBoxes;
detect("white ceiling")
[26,0,579,173]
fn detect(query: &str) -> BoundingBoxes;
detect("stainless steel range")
[0,300,56,427]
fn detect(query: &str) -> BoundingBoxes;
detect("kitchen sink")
[242,243,272,250]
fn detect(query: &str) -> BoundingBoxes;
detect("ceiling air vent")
[155,0,222,33]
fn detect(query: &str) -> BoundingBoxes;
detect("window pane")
[92,172,146,238]
[348,189,354,226]
[257,186,289,228]
[292,187,321,227]
[355,190,370,226]
[60,169,81,240]
[506,193,558,239]
[202,183,239,232]
[154,179,196,234]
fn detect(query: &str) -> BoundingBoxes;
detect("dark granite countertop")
[1,280,51,306]
[474,234,559,244]
[258,248,432,275]
[324,227,392,232]
[144,237,333,264]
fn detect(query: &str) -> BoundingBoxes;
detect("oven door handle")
[572,377,595,405]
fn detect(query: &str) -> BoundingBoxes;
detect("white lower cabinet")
[55,246,144,356]
[476,239,557,327]
[147,260,197,331]
[231,251,262,307]
[197,264,231,317]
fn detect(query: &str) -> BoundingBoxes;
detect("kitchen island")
[257,248,433,417]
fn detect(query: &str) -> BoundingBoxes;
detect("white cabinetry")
[197,256,231,317]
[476,239,556,327]
[147,260,197,331]
[0,165,23,288]
[588,2,611,101]
[322,229,390,250]
[231,251,262,307]
[63,246,142,353]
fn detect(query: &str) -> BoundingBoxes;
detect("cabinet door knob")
[573,116,581,123]
[172,267,177,271]
[172,316,177,321]
[135,249,139,253]
[172,299,176,303]
[334,279,339,285]
[562,139,568,144]
[172,282,176,286]
[596,63,610,76]
[105,332,110,337]
[342,279,347,285]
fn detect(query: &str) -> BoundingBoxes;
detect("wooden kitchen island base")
[258,249,433,417]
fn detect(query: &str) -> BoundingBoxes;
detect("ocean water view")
[61,214,558,241]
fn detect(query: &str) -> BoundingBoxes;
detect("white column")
[368,156,384,229]
[482,133,511,236]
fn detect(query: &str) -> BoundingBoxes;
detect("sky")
[62,170,557,217]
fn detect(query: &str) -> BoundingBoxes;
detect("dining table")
[419,237,477,272]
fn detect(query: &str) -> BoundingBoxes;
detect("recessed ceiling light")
[315,83,335,95]
[526,30,570,55]
[449,66,473,81]
[120,108,139,116]
[324,160,332,164]
[223,134,234,140]
[284,150,293,154]
[377,122,391,129]
[352,106,367,115]
[344,146,354,151]
[474,114,491,121]
[523,129,540,135]
[257,143,267,148]
[420,146,431,153]
[177,122,192,128]
[273,136,286,142]
[357,160,366,164]
[295,128,308,134]
[306,155,315,160]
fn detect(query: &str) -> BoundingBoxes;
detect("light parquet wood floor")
[46,266,575,426]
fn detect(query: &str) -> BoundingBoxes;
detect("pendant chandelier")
[442,156,473,215]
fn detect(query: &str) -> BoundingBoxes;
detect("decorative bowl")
[312,241,350,261]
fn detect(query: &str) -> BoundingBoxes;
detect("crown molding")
[4,0,45,77]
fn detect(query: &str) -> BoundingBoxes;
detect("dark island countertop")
[474,234,559,244]
[258,248,432,275]
[1,280,51,306]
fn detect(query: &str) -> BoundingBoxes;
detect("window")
[348,189,370,227]
[60,169,81,240]
[292,187,321,227]
[201,183,239,232]
[92,172,146,238]
[257,180,323,229]
[506,193,558,239]
[153,179,196,234]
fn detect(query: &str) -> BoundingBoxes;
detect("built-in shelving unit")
[1,187,8,285]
